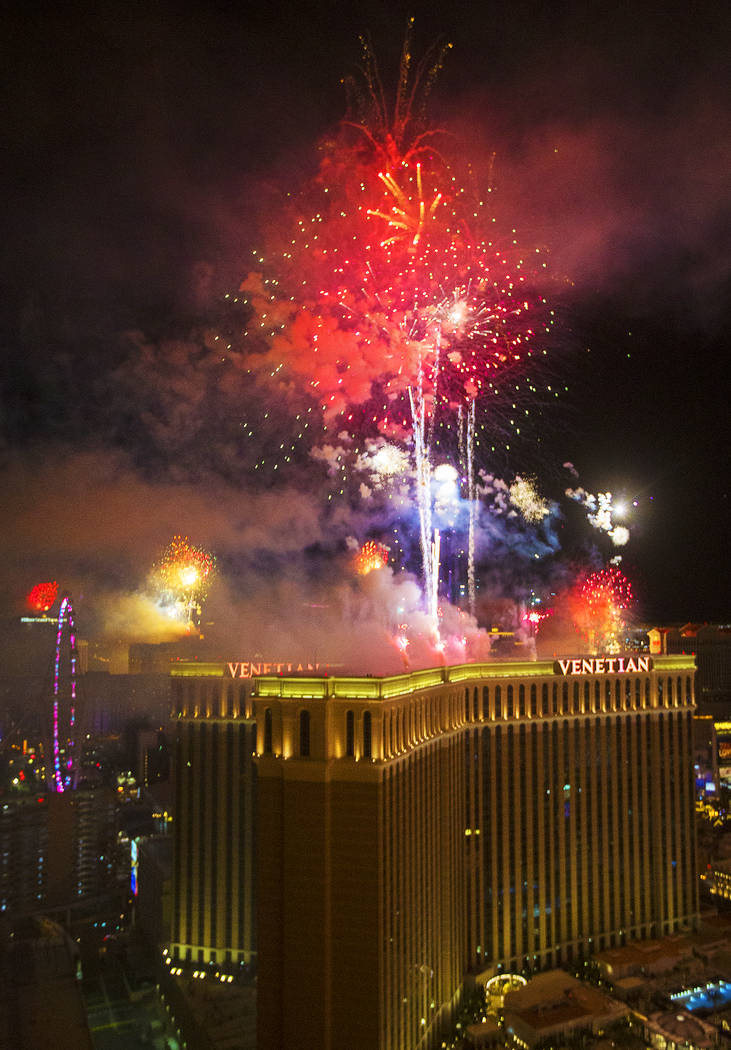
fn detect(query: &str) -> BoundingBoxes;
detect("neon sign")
[554,656,653,676]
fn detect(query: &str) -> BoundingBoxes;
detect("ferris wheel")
[48,593,81,792]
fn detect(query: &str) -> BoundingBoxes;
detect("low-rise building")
[595,936,694,982]
[644,1011,719,1050]
[503,970,628,1048]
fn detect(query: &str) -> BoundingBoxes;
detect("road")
[82,955,179,1050]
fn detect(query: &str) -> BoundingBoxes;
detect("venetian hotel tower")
[253,653,697,1050]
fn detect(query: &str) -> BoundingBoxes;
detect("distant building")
[705,859,731,902]
[135,834,173,950]
[0,788,117,917]
[649,625,731,708]
[643,1010,719,1050]
[83,671,170,734]
[594,935,693,981]
[0,795,48,915]
[693,715,720,796]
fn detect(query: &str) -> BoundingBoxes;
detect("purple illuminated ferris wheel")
[48,593,81,792]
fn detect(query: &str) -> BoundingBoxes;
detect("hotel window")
[541,682,548,716]
[473,688,479,721]
[363,711,372,758]
[299,710,310,757]
[346,710,354,757]
[573,680,579,713]
[495,685,502,718]
[552,682,559,714]
[562,681,569,714]
[518,684,526,717]
[507,685,514,718]
[264,708,273,754]
[482,686,490,720]
[530,683,537,717]
[584,680,590,712]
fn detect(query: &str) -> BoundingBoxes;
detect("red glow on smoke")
[26,581,58,613]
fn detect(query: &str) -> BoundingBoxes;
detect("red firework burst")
[571,567,634,652]
[238,35,555,453]
[354,540,389,576]
[26,581,58,613]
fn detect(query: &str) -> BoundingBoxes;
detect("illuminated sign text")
[227,661,324,678]
[553,656,653,676]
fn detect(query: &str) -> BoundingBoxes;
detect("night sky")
[2,0,730,659]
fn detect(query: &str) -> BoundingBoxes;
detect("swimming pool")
[671,980,731,1012]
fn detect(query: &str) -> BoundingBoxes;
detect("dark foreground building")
[252,654,697,1050]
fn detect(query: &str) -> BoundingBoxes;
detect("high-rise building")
[0,788,117,916]
[0,795,48,915]
[169,665,257,967]
[252,654,698,1050]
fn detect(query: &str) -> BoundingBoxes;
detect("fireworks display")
[228,32,563,654]
[509,476,550,523]
[571,567,635,652]
[566,486,630,547]
[26,581,58,613]
[150,536,216,628]
[354,540,390,575]
[9,31,654,673]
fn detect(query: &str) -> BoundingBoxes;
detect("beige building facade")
[253,654,698,1050]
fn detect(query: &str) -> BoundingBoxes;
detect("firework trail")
[458,400,477,615]
[409,375,438,629]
